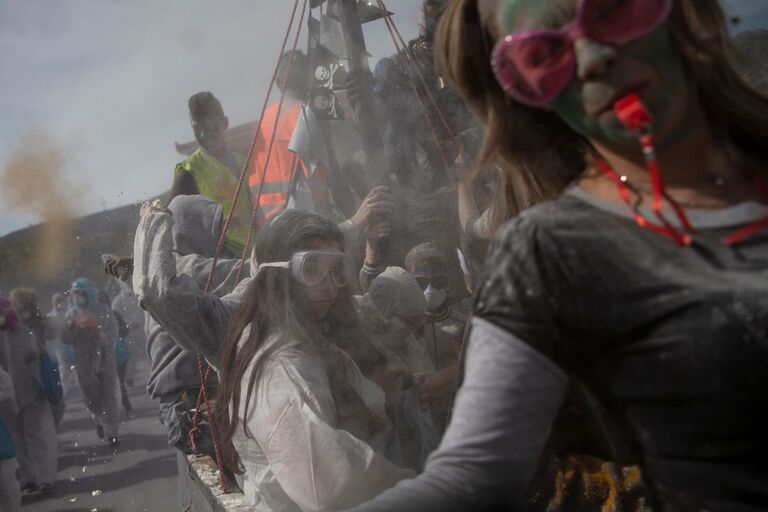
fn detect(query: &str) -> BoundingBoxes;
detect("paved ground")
[22,367,180,512]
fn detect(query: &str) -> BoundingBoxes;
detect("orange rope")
[378,2,456,181]
[188,0,304,494]
[234,0,309,282]
[377,0,458,146]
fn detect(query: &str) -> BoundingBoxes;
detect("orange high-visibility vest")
[249,101,304,223]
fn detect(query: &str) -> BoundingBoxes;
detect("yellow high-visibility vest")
[175,149,252,257]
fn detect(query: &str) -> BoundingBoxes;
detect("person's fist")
[139,198,169,217]
[366,220,391,243]
[350,186,395,229]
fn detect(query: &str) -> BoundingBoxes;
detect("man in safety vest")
[251,52,395,238]
[250,51,310,224]
[171,92,252,258]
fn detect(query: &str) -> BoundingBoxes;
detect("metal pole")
[336,0,389,187]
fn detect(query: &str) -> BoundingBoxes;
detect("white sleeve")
[346,317,568,511]
[132,212,246,368]
[247,352,414,511]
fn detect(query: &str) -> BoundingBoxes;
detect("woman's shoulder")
[495,192,598,244]
[473,194,595,365]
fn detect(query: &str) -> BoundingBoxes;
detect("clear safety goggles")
[258,250,352,288]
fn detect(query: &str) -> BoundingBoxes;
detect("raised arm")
[132,209,247,368]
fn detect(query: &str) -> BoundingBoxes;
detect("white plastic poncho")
[233,328,414,511]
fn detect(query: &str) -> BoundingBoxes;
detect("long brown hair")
[437,0,768,214]
[215,210,388,473]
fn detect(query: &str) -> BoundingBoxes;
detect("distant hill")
[0,195,165,305]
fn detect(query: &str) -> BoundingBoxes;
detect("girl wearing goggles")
[215,210,413,511]
[350,1,768,511]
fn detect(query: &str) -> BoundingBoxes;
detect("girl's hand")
[139,198,170,217]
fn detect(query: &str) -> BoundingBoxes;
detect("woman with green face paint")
[345,1,768,511]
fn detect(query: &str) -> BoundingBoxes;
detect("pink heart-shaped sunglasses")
[491,0,672,106]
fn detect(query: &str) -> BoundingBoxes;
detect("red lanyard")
[597,159,692,246]
[601,94,768,247]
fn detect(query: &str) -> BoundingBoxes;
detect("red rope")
[376,3,457,182]
[201,0,302,293]
[376,0,457,146]
[378,10,454,182]
[234,0,309,283]
[188,0,304,494]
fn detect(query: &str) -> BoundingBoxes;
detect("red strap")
[596,160,691,246]
[721,216,768,246]
[721,174,768,246]
[598,159,768,247]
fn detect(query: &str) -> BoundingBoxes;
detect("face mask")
[424,283,447,311]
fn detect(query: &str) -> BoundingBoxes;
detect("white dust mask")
[423,283,447,311]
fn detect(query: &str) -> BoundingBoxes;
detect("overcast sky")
[0,0,421,236]
[1,0,766,236]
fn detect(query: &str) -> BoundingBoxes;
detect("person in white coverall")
[109,273,146,387]
[0,298,58,496]
[0,360,21,511]
[61,278,120,446]
[131,195,247,510]
[47,293,77,396]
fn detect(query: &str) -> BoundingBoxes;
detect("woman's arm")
[132,210,247,368]
[458,179,481,233]
[346,318,568,511]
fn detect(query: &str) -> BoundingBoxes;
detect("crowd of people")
[0,277,144,510]
[2,0,768,510]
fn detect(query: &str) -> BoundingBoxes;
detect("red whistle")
[614,93,653,132]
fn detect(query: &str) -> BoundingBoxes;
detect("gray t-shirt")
[474,190,768,511]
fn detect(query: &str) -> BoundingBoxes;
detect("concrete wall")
[184,455,253,512]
